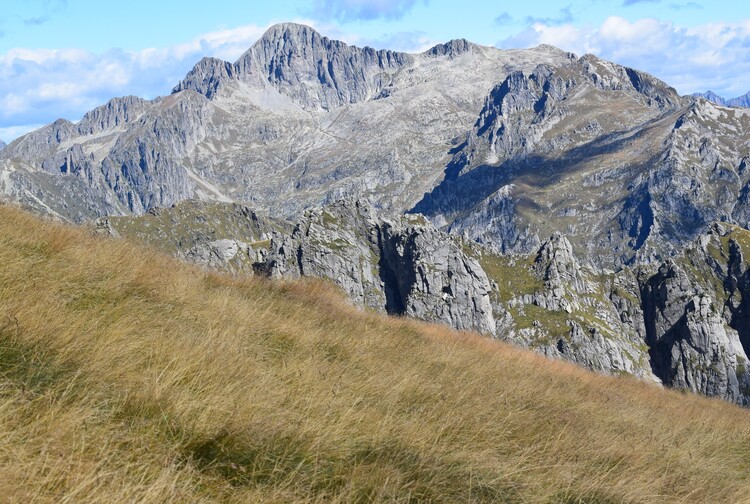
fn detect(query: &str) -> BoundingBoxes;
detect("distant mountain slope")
[729,92,750,108]
[693,90,750,108]
[0,22,748,267]
[3,203,750,502]
[692,90,729,106]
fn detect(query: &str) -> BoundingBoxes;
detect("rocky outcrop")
[262,199,496,334]
[424,39,476,58]
[88,194,750,405]
[641,259,750,404]
[580,54,681,109]
[94,200,288,274]
[494,234,656,379]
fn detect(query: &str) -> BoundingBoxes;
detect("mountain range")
[693,90,750,108]
[3,23,750,406]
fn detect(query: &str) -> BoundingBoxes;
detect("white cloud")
[498,16,750,98]
[0,22,274,140]
[0,124,44,144]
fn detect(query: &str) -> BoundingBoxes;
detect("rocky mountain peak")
[692,90,727,106]
[256,22,322,45]
[231,22,412,110]
[0,139,5,151]
[424,39,476,58]
[172,57,235,99]
[692,90,750,108]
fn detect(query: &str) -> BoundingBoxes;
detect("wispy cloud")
[525,7,575,26]
[497,16,750,98]
[21,0,68,27]
[494,12,513,26]
[311,0,426,21]
[669,2,702,9]
[623,0,661,5]
[0,124,43,144]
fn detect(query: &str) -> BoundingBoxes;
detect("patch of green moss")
[477,252,544,304]
[509,304,570,344]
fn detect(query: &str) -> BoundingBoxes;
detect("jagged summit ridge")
[175,22,413,110]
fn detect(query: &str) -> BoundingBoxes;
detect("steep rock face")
[174,23,413,111]
[580,54,681,108]
[377,217,495,333]
[233,23,412,110]
[77,96,154,136]
[0,140,6,151]
[0,95,161,221]
[641,260,750,404]
[99,91,215,213]
[263,199,496,334]
[264,199,387,310]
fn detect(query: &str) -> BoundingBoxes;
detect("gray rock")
[499,234,656,379]
[263,199,495,334]
[641,255,750,405]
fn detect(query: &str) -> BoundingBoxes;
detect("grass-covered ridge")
[1,204,750,503]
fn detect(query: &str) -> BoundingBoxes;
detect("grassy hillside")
[1,204,750,503]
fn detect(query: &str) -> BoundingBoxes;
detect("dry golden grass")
[1,203,750,503]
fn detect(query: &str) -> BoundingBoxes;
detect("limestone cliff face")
[174,23,412,111]
[639,225,750,404]
[262,199,496,335]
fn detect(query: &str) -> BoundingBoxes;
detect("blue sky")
[0,0,748,141]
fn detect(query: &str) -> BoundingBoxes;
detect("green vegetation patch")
[475,250,544,303]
